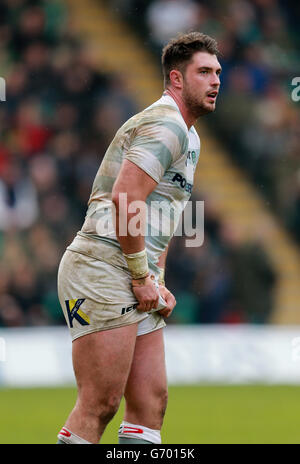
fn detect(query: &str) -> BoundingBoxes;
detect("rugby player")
[56,32,221,444]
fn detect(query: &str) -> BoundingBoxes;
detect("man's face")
[182,51,221,117]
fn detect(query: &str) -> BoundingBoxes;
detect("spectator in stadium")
[0,159,38,231]
[146,0,200,50]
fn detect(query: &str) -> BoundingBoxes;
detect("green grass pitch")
[1,385,300,444]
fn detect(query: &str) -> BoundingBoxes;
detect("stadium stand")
[0,0,299,328]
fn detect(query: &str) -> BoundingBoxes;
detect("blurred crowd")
[0,0,138,327]
[0,0,287,328]
[166,195,276,324]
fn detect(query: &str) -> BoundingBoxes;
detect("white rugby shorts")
[57,249,166,341]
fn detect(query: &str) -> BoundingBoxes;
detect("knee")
[126,386,168,426]
[79,392,121,426]
[97,395,121,424]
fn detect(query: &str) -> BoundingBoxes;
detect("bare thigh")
[124,328,168,430]
[65,323,139,442]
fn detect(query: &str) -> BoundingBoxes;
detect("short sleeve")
[125,119,187,183]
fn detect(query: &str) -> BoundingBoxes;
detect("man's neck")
[164,88,195,129]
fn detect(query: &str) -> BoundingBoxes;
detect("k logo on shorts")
[65,299,90,327]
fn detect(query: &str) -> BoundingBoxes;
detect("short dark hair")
[161,32,219,87]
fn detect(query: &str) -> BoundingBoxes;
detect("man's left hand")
[158,285,176,318]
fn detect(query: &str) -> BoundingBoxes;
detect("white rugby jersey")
[68,94,200,275]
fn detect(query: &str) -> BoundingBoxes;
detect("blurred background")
[0,0,300,444]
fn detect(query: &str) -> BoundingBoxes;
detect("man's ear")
[169,69,183,90]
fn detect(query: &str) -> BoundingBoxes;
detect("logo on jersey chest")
[185,150,197,167]
[171,149,197,193]
[171,173,193,193]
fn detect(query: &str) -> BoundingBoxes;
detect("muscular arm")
[112,159,159,312]
[111,148,176,317]
[112,159,158,254]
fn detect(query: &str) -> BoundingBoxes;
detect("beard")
[182,83,216,119]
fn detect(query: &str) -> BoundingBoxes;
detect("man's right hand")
[132,275,159,312]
